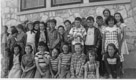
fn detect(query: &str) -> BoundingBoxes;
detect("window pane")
[52,0,83,7]
[21,0,46,11]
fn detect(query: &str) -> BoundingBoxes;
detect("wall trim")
[17,0,131,16]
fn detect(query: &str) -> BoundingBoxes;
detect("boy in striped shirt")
[34,41,50,78]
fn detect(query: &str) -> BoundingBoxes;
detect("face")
[14,47,20,55]
[52,49,58,57]
[58,27,64,35]
[114,14,121,22]
[107,46,115,57]
[108,19,114,27]
[38,46,45,52]
[28,24,33,31]
[104,11,110,18]
[87,20,94,27]
[25,46,32,54]
[34,24,39,30]
[74,20,81,28]
[96,18,103,26]
[64,22,71,30]
[39,23,45,30]
[75,45,82,54]
[62,45,69,54]
[89,53,95,61]
[49,22,56,29]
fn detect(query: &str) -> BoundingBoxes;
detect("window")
[51,0,83,7]
[89,0,113,2]
[20,0,46,11]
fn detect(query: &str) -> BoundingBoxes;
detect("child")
[104,43,121,79]
[33,21,40,32]
[16,24,27,55]
[35,22,48,50]
[26,22,36,54]
[96,16,105,34]
[114,12,129,75]
[57,25,65,51]
[103,9,111,26]
[8,45,22,78]
[70,43,86,78]
[34,41,50,78]
[1,48,10,78]
[84,50,99,79]
[85,16,101,55]
[102,16,121,54]
[58,43,72,78]
[21,45,36,78]
[69,17,86,52]
[7,29,18,53]
[49,48,60,78]
[47,19,60,51]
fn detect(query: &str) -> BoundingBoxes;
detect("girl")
[103,9,111,26]
[84,50,99,79]
[102,16,121,54]
[58,43,72,78]
[21,45,36,78]
[26,22,36,54]
[70,43,86,78]
[104,43,120,79]
[16,24,27,55]
[33,21,40,32]
[49,48,60,78]
[8,45,22,78]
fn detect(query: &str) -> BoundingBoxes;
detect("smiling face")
[74,20,81,28]
[62,45,69,54]
[75,44,82,54]
[25,46,32,54]
[58,27,64,35]
[64,22,71,30]
[114,14,121,22]
[104,10,110,18]
[107,46,115,57]
[38,46,45,52]
[87,19,94,28]
[108,19,114,27]
[34,24,39,30]
[39,23,45,30]
[28,23,33,31]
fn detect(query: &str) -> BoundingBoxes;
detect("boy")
[69,17,86,52]
[47,19,60,52]
[70,43,86,78]
[34,41,50,78]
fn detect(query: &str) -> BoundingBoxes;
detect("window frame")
[20,0,46,11]
[51,0,83,7]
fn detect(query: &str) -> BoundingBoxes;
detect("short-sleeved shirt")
[50,57,59,71]
[69,26,86,45]
[26,31,35,43]
[35,51,50,68]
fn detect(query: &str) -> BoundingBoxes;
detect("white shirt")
[85,28,94,45]
[26,31,35,43]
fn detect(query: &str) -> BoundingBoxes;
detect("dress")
[103,25,121,51]
[84,61,98,79]
[21,54,35,78]
[8,54,22,78]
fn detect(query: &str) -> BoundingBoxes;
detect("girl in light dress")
[21,45,36,78]
[84,50,99,79]
[26,22,36,54]
[8,45,22,78]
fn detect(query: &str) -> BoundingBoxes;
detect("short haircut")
[87,49,97,57]
[38,41,46,47]
[96,16,103,20]
[13,44,22,53]
[114,12,124,23]
[105,16,117,25]
[33,21,40,27]
[64,20,71,24]
[74,43,82,48]
[87,16,95,22]
[11,28,18,35]
[16,24,24,30]
[58,25,65,30]
[103,8,111,16]
[50,19,57,25]
[75,17,82,22]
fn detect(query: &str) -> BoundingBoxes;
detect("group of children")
[1,8,129,79]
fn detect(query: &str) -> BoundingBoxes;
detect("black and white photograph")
[0,0,136,79]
